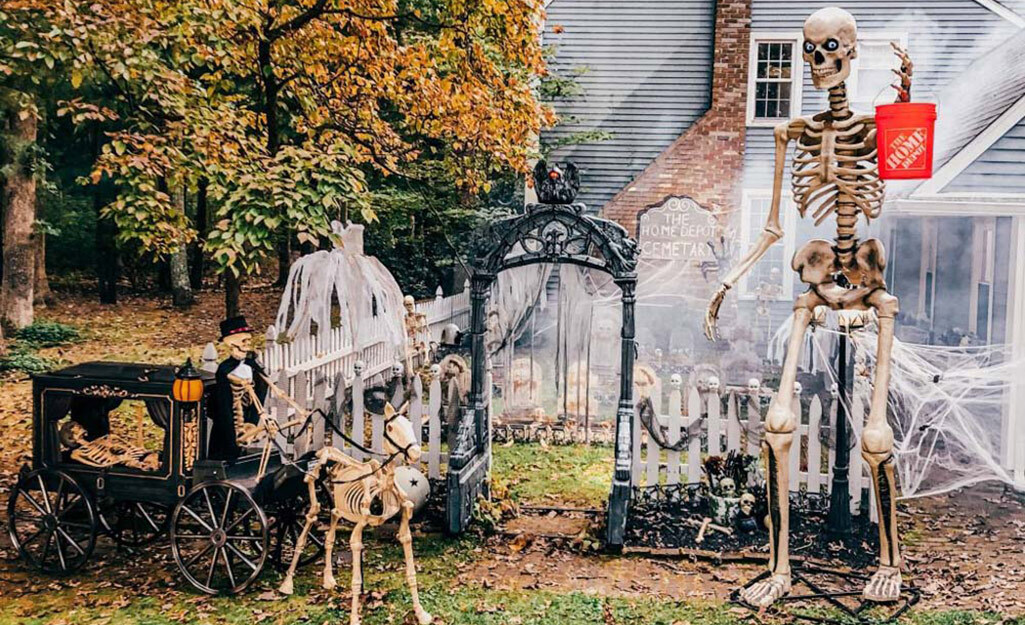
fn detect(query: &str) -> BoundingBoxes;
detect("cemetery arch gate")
[446,182,640,547]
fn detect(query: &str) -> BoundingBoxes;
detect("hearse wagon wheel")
[7,469,98,574]
[170,481,269,595]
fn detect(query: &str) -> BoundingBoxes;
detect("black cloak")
[207,353,268,461]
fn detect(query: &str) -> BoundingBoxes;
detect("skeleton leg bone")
[862,290,903,602]
[740,303,816,607]
[398,501,432,624]
[349,520,367,625]
[323,504,342,591]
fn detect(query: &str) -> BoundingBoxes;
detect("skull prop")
[740,492,756,516]
[392,362,405,379]
[670,373,683,388]
[747,378,761,394]
[719,477,737,498]
[707,376,721,395]
[802,7,858,90]
[429,363,441,378]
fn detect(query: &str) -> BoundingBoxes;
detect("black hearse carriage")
[6,361,324,594]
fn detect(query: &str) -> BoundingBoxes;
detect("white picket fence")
[199,285,473,478]
[633,379,875,517]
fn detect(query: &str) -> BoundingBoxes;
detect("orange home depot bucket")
[875,102,937,180]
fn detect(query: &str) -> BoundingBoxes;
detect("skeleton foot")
[323,571,337,591]
[740,574,791,608]
[279,575,294,595]
[863,566,902,602]
[415,608,433,625]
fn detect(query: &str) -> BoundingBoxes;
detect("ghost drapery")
[275,221,406,356]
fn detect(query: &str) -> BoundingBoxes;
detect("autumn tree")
[34,0,553,316]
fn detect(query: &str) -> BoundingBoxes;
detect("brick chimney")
[603,0,751,234]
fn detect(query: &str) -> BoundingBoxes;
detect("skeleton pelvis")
[792,238,887,309]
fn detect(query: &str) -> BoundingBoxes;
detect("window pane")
[753,41,795,119]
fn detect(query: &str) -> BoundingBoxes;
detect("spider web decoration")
[789,317,1025,500]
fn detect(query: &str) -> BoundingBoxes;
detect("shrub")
[0,350,56,374]
[14,321,82,347]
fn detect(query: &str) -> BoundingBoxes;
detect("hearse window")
[46,393,170,472]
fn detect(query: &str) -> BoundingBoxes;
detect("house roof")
[910,26,1025,195]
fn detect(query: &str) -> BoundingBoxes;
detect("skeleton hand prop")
[890,42,913,103]
[704,283,731,341]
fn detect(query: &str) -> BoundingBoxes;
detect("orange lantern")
[172,358,204,404]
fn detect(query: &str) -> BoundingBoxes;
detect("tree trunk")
[2,105,37,330]
[169,182,193,307]
[259,37,292,288]
[275,236,290,286]
[33,226,52,306]
[189,177,207,290]
[93,127,118,304]
[224,270,241,318]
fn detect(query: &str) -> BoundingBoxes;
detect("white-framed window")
[969,218,996,342]
[738,189,797,299]
[849,32,908,111]
[747,33,803,126]
[919,218,938,324]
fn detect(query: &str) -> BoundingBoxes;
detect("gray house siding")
[946,116,1025,193]
[542,0,716,212]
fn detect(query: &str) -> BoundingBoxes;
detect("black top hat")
[220,316,253,340]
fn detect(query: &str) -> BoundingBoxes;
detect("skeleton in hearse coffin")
[703,7,912,607]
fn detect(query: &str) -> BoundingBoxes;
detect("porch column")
[1006,217,1025,489]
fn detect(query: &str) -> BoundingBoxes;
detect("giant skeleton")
[704,7,912,607]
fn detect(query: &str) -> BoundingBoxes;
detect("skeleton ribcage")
[791,120,884,229]
[232,383,250,432]
[330,465,394,523]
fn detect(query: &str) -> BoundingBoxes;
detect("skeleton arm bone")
[704,120,800,341]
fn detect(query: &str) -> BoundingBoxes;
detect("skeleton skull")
[392,362,405,379]
[59,420,86,449]
[670,373,683,388]
[793,381,803,396]
[740,492,756,516]
[803,7,858,90]
[747,378,761,394]
[429,363,441,378]
[707,376,721,394]
[719,477,737,498]
[354,360,365,376]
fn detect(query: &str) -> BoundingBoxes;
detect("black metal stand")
[731,564,920,625]
[827,329,853,535]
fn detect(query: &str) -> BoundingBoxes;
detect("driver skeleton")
[703,7,910,607]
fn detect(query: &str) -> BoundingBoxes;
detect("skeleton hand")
[703,283,731,342]
[890,42,912,103]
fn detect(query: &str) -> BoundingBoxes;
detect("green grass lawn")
[492,442,614,508]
